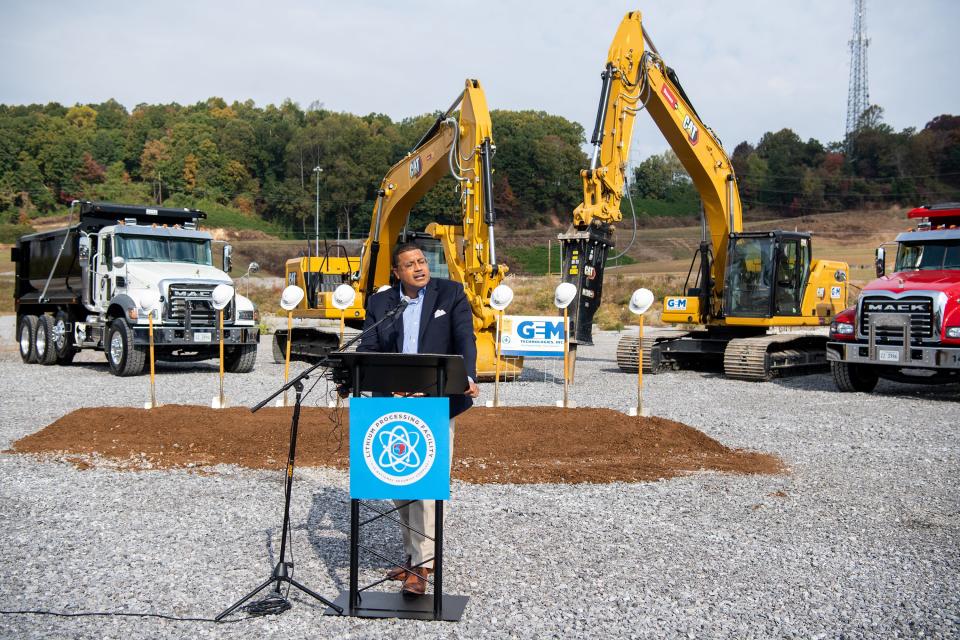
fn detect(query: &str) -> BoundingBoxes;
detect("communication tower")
[845,0,870,139]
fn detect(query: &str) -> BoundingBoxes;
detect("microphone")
[389,298,410,317]
[326,295,410,394]
[335,296,408,355]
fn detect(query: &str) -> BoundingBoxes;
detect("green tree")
[490,110,585,225]
[12,152,54,212]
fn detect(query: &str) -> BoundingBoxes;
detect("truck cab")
[14,201,260,376]
[826,203,960,391]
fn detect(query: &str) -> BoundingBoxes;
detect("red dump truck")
[826,203,960,391]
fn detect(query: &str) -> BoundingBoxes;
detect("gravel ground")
[0,316,958,639]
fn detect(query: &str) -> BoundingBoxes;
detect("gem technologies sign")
[499,315,566,357]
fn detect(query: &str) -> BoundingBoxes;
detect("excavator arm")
[573,12,645,230]
[635,24,742,321]
[358,79,504,336]
[563,11,741,342]
[358,104,459,298]
[282,79,515,379]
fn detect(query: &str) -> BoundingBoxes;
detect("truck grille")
[166,284,232,326]
[859,296,934,340]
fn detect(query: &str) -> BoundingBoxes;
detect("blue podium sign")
[349,397,451,500]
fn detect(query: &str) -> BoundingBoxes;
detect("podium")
[323,352,470,621]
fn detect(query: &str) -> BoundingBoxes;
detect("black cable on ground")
[240,592,292,617]
[0,609,251,623]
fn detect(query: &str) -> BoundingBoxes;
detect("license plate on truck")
[193,332,212,343]
[878,348,899,362]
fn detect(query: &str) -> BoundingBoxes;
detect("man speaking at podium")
[358,241,479,596]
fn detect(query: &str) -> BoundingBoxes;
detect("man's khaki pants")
[393,418,454,569]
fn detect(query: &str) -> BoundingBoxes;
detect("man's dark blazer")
[358,277,477,418]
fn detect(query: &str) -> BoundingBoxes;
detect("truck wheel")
[106,319,146,376]
[18,315,38,364]
[831,361,879,392]
[35,315,59,365]
[225,343,257,373]
[52,310,77,365]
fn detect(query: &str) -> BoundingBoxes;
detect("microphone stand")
[216,298,408,621]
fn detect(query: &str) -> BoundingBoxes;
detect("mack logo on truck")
[170,288,212,298]
[864,302,928,313]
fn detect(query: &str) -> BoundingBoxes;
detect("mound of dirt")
[10,405,783,484]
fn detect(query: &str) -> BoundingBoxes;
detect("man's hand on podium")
[390,381,477,398]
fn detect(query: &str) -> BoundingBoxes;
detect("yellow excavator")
[276,79,520,380]
[564,11,850,379]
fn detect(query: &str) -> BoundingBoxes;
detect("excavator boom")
[279,79,519,380]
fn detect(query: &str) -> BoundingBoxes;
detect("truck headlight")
[830,321,854,336]
[238,310,254,321]
[947,327,960,339]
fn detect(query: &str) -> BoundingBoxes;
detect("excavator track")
[723,333,828,381]
[273,325,362,363]
[616,330,689,373]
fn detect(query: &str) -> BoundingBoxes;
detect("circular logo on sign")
[363,412,436,486]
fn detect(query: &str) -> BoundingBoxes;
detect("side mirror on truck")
[875,246,885,278]
[223,244,233,273]
[78,236,91,262]
[111,256,126,270]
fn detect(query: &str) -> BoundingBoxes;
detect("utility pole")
[312,166,323,256]
[845,0,870,147]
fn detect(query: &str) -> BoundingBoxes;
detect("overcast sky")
[1,0,956,165]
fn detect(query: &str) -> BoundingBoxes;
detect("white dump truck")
[12,200,260,375]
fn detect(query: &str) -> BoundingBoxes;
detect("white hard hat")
[211,284,235,310]
[554,282,577,309]
[490,284,514,311]
[280,285,305,311]
[628,288,655,315]
[332,284,357,310]
[138,290,161,313]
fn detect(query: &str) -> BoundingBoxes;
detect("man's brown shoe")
[400,567,429,596]
[386,555,411,581]
[386,559,432,582]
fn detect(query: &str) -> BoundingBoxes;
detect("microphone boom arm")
[251,298,409,412]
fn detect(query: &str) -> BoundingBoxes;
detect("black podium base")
[323,591,469,621]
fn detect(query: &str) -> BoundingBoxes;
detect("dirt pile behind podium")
[11,406,783,483]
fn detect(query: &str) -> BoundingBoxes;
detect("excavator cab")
[723,231,810,319]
